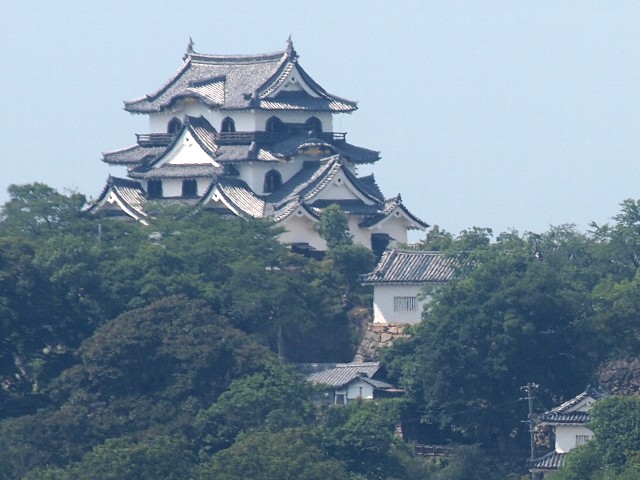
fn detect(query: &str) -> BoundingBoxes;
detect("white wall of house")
[346,379,374,401]
[333,379,375,404]
[372,283,425,324]
[554,424,594,453]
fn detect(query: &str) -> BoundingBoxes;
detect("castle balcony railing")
[136,131,347,147]
[214,131,347,145]
[136,133,175,147]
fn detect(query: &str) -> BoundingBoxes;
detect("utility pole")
[521,382,539,479]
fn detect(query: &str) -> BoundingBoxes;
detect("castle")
[87,39,427,252]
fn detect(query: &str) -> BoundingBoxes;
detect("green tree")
[196,361,315,453]
[316,203,353,248]
[384,227,600,450]
[23,435,193,480]
[0,183,85,237]
[195,429,350,480]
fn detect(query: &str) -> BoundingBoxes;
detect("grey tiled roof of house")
[304,362,382,388]
[538,387,608,425]
[530,451,566,471]
[360,249,456,285]
[124,41,357,114]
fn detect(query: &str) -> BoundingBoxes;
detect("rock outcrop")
[598,357,640,395]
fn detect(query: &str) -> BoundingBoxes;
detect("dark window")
[148,180,163,198]
[263,170,282,193]
[305,116,322,133]
[221,117,236,133]
[167,117,183,134]
[182,179,197,197]
[266,116,285,133]
[371,233,392,257]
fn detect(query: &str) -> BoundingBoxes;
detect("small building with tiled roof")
[360,249,455,324]
[88,39,427,251]
[530,387,608,477]
[300,362,401,405]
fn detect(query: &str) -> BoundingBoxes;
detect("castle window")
[167,117,183,134]
[148,180,163,198]
[266,116,285,133]
[394,296,418,312]
[305,116,322,134]
[221,117,236,133]
[182,179,197,197]
[263,170,282,193]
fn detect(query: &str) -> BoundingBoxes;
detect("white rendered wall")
[161,131,218,166]
[346,379,375,401]
[555,425,594,453]
[372,284,424,324]
[152,178,182,198]
[277,214,327,251]
[150,109,334,134]
[235,161,299,194]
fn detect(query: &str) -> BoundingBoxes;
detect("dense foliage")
[385,202,640,458]
[3,183,640,479]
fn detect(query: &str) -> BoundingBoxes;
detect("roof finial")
[187,37,195,54]
[286,35,297,59]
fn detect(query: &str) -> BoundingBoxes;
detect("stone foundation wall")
[355,323,411,362]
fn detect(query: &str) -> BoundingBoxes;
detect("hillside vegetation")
[2,183,640,478]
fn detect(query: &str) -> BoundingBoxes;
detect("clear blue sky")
[2,1,639,237]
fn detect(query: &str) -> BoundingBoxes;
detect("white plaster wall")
[253,110,333,132]
[314,172,373,203]
[235,161,297,194]
[373,284,424,324]
[148,178,181,198]
[161,132,218,166]
[150,109,335,133]
[350,218,373,249]
[277,214,326,250]
[555,425,594,453]
[366,216,411,245]
[346,379,375,401]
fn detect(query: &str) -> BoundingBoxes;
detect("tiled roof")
[530,451,566,471]
[358,174,385,202]
[539,412,590,424]
[102,144,167,166]
[124,41,356,114]
[85,176,147,221]
[129,164,219,179]
[186,115,219,156]
[360,249,455,285]
[304,362,382,388]
[538,387,608,425]
[359,195,429,230]
[207,177,266,218]
[270,134,379,164]
[259,91,356,112]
